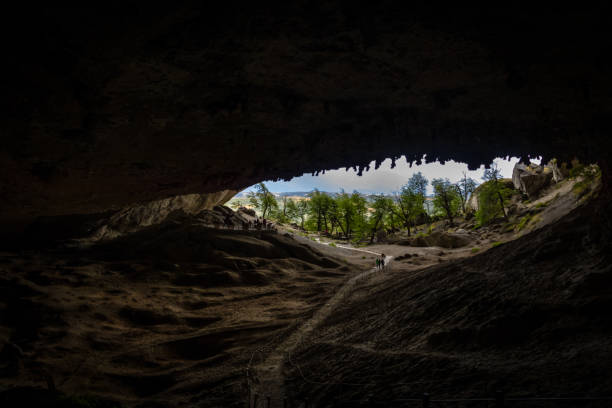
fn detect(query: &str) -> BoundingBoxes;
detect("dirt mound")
[89,216,336,270]
[399,232,471,249]
[0,207,359,407]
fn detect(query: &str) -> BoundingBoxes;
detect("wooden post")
[267,396,271,408]
[283,397,288,408]
[253,394,259,408]
[422,393,430,408]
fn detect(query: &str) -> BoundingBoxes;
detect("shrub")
[535,201,548,209]
[471,247,480,253]
[329,242,337,247]
[491,241,502,248]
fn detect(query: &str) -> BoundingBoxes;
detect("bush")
[569,162,586,178]
[471,247,480,253]
[475,180,513,226]
[329,242,337,247]
[491,241,502,248]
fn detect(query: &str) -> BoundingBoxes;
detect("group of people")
[213,215,277,233]
[229,217,277,232]
[375,254,387,271]
[249,217,277,232]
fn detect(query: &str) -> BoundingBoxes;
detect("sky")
[243,155,540,195]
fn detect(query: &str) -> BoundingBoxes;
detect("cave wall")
[1,3,611,229]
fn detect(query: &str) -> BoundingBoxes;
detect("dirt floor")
[0,174,607,407]
[0,220,370,407]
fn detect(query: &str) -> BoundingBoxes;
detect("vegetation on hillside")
[234,159,600,243]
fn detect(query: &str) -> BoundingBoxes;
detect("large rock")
[406,232,471,249]
[90,190,237,240]
[512,162,553,197]
[548,159,565,183]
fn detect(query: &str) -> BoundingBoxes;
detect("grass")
[491,241,503,248]
[535,201,548,209]
[471,247,480,253]
[329,242,337,247]
[516,214,533,231]
[502,223,515,233]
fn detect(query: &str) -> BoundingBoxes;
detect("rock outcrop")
[90,190,237,240]
[1,4,611,229]
[400,232,471,249]
[512,162,554,197]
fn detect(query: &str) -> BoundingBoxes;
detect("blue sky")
[243,155,540,195]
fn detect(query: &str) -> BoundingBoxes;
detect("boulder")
[238,207,256,217]
[512,162,553,197]
[548,159,565,183]
[409,232,471,249]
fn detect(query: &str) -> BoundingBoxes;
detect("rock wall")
[1,4,611,227]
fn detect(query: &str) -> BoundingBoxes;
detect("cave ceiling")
[1,3,611,224]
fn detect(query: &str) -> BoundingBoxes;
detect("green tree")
[286,199,298,222]
[456,172,478,214]
[274,195,290,223]
[306,189,334,232]
[392,172,428,235]
[475,163,513,225]
[432,178,461,226]
[295,199,309,229]
[330,190,366,240]
[368,195,393,243]
[247,183,277,218]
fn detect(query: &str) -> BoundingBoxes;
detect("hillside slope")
[285,195,612,404]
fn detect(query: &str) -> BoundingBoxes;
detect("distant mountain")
[234,190,337,198]
[234,190,435,199]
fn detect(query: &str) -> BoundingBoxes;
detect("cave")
[1,3,611,408]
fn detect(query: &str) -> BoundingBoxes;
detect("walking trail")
[248,249,393,407]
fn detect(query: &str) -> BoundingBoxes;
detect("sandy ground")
[0,174,602,407]
[0,224,371,407]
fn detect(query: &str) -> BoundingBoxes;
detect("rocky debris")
[399,232,472,249]
[89,192,237,241]
[238,207,256,217]
[512,162,554,197]
[395,253,413,261]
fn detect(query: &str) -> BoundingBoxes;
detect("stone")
[548,159,565,183]
[512,162,553,197]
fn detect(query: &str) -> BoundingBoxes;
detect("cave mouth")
[0,151,606,407]
[1,3,612,406]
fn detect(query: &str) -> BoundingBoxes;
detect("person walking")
[381,254,386,271]
[375,258,380,270]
